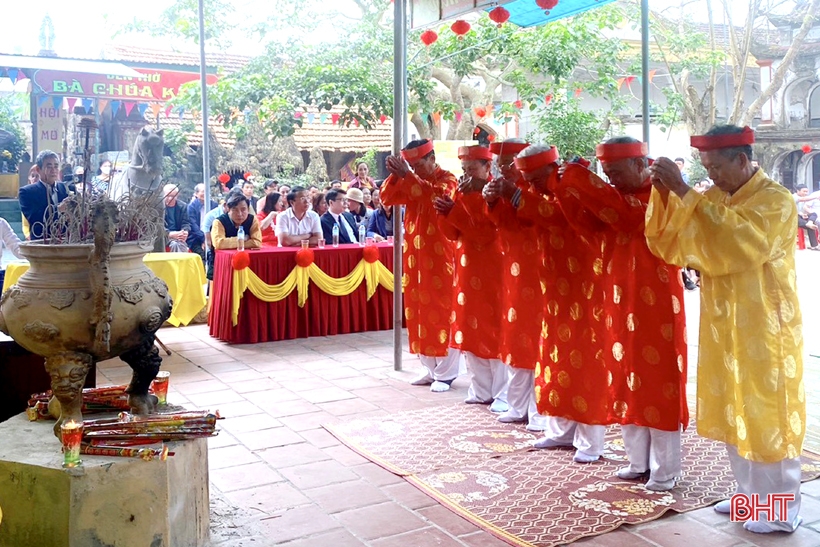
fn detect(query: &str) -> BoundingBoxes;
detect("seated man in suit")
[163,184,191,252]
[321,189,358,244]
[18,150,69,240]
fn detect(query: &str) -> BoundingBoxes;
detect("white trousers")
[503,367,534,419]
[464,352,510,404]
[418,348,461,382]
[726,444,802,531]
[620,425,681,482]
[545,417,605,456]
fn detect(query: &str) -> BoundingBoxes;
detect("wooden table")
[210,244,396,344]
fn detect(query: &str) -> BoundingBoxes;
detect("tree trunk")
[740,0,820,126]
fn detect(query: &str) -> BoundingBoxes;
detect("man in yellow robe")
[646,124,805,533]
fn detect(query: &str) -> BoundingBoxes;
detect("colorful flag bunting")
[294,111,303,118]
[111,101,121,117]
[7,69,19,84]
[37,95,50,108]
[82,98,94,113]
[124,102,136,116]
[319,113,328,123]
[138,103,148,117]
[66,98,78,113]
[307,113,315,123]
[51,96,63,109]
[150,103,162,118]
[455,111,463,122]
[331,113,340,124]
[98,99,109,114]
[165,105,173,118]
[379,114,387,124]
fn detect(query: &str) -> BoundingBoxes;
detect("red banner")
[31,69,218,102]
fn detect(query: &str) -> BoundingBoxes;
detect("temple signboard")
[410,0,504,29]
[35,105,64,155]
[30,69,218,102]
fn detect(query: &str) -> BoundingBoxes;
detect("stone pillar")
[0,414,210,547]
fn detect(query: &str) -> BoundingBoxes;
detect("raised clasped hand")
[385,155,409,178]
[433,195,455,216]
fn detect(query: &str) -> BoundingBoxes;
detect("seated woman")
[211,191,262,250]
[312,192,328,216]
[257,191,285,246]
[1,216,23,289]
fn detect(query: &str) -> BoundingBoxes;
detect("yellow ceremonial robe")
[645,170,805,463]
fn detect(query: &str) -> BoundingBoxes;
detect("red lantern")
[420,29,438,46]
[451,20,471,39]
[487,134,496,142]
[218,173,230,184]
[243,171,252,180]
[536,0,559,10]
[514,99,523,109]
[295,248,315,268]
[488,6,510,27]
[231,251,250,271]
[802,144,812,154]
[473,105,487,118]
[362,246,380,264]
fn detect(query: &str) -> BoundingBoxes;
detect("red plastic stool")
[798,229,806,249]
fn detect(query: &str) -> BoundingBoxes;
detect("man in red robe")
[506,144,609,462]
[382,140,460,392]
[483,139,549,429]
[552,137,688,489]
[435,145,509,412]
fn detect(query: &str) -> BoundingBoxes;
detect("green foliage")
[117,0,236,46]
[161,128,190,182]
[526,96,607,160]
[170,0,628,148]
[0,95,26,169]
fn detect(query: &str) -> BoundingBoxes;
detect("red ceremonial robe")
[439,190,504,359]
[515,166,610,424]
[486,193,542,370]
[555,172,688,431]
[381,166,457,356]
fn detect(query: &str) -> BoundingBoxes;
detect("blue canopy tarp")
[487,0,617,28]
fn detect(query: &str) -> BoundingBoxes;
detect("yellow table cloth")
[2,253,206,327]
[0,174,19,199]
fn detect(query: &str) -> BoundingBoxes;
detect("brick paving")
[91,250,820,546]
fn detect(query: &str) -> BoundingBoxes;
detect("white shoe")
[489,399,510,413]
[616,466,647,480]
[410,372,433,386]
[497,411,526,423]
[430,380,451,392]
[464,396,490,404]
[573,450,600,463]
[743,516,802,534]
[713,500,731,514]
[533,437,573,449]
[645,477,676,491]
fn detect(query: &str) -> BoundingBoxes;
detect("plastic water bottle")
[332,225,339,248]
[237,226,245,251]
[358,224,366,246]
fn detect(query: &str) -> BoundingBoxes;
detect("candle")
[150,371,171,405]
[60,420,83,468]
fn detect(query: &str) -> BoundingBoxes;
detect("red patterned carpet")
[324,404,820,547]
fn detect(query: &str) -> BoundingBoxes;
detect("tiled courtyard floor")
[91,250,820,547]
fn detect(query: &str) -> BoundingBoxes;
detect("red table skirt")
[209,244,396,344]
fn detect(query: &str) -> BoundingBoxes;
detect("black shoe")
[683,278,697,291]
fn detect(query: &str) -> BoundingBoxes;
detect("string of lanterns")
[419,0,562,46]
